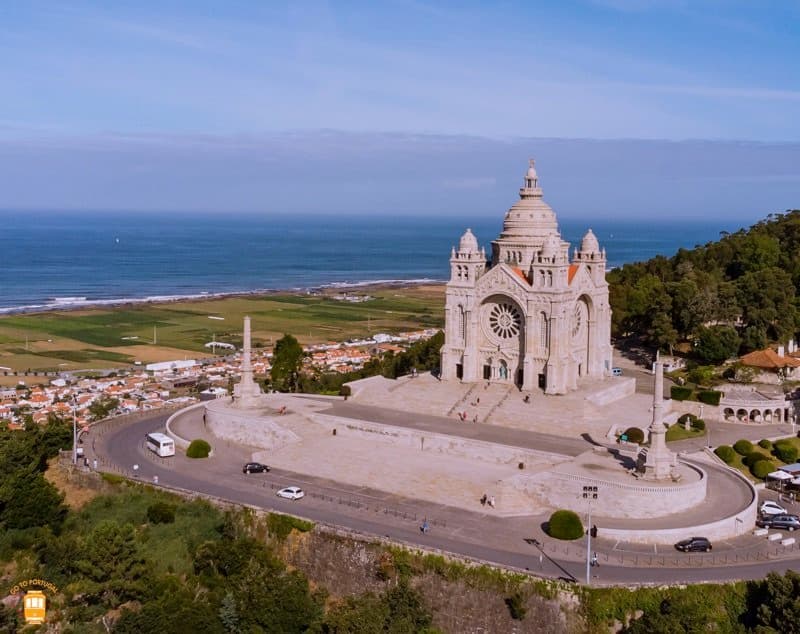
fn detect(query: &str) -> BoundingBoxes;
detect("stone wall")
[310,413,565,468]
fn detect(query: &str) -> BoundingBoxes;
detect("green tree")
[750,570,800,633]
[270,333,304,392]
[0,468,66,531]
[88,396,120,421]
[694,325,741,365]
[74,521,149,606]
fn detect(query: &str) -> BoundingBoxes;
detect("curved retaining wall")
[165,402,206,451]
[523,461,708,520]
[599,464,758,545]
[204,399,301,451]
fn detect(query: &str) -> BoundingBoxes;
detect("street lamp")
[582,485,598,585]
[72,396,78,465]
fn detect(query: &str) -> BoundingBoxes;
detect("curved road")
[95,411,800,586]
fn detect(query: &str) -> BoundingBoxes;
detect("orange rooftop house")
[739,342,800,383]
[440,160,613,395]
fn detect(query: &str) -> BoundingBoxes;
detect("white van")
[612,367,623,377]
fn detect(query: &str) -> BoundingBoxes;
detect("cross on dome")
[522,158,540,193]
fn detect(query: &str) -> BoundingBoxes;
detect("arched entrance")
[479,295,525,386]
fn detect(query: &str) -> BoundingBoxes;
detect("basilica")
[440,160,613,394]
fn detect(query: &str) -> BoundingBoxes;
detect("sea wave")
[0,279,447,316]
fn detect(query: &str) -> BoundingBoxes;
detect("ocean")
[0,211,744,313]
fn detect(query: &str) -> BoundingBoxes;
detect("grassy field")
[0,285,445,372]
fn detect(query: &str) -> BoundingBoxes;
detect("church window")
[547,271,553,287]
[539,312,549,349]
[539,270,545,286]
[489,303,522,339]
[459,306,466,342]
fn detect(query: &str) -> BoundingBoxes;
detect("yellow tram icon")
[23,589,47,624]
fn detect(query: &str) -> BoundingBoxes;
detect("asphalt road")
[95,411,800,586]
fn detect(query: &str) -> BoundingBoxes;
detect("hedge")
[670,386,693,401]
[774,444,799,464]
[697,390,722,406]
[733,439,754,456]
[548,510,584,540]
[751,460,773,479]
[759,439,773,450]
[186,439,211,459]
[622,427,645,444]
[743,451,771,467]
[714,445,735,464]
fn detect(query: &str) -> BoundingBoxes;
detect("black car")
[756,514,800,531]
[674,537,712,552]
[242,462,270,474]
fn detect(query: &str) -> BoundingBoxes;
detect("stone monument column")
[234,315,264,408]
[641,355,676,480]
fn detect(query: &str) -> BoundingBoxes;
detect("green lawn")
[666,424,705,442]
[0,287,445,370]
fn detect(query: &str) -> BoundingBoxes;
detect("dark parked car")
[756,514,800,531]
[242,462,270,474]
[675,537,712,552]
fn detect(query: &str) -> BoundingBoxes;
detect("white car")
[276,486,305,501]
[760,500,788,516]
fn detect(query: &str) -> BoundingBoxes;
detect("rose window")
[489,303,522,339]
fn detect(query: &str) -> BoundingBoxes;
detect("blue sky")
[1,1,799,218]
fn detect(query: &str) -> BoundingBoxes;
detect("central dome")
[496,161,559,243]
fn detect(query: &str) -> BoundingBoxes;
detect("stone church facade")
[440,161,613,394]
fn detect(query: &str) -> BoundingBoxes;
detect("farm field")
[0,285,445,373]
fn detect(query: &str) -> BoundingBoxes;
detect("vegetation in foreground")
[2,429,800,632]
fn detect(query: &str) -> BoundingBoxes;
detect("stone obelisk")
[641,353,676,480]
[234,316,264,408]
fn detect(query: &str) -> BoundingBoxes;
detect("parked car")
[612,367,623,376]
[276,486,305,500]
[760,500,788,516]
[674,537,712,552]
[242,462,270,474]
[756,514,800,531]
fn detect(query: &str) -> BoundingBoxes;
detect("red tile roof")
[510,267,529,284]
[568,264,579,284]
[740,348,800,370]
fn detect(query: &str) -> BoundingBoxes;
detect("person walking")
[591,552,599,568]
[489,496,496,508]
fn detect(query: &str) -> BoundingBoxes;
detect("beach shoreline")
[0,278,447,318]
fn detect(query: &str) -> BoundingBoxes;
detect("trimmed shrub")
[622,427,645,444]
[743,451,771,467]
[759,439,773,450]
[677,413,697,425]
[186,439,211,459]
[670,386,693,401]
[547,510,584,541]
[714,445,736,464]
[733,439,754,456]
[751,460,773,479]
[774,438,793,449]
[774,444,799,464]
[692,418,706,431]
[697,390,722,406]
[147,502,176,524]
